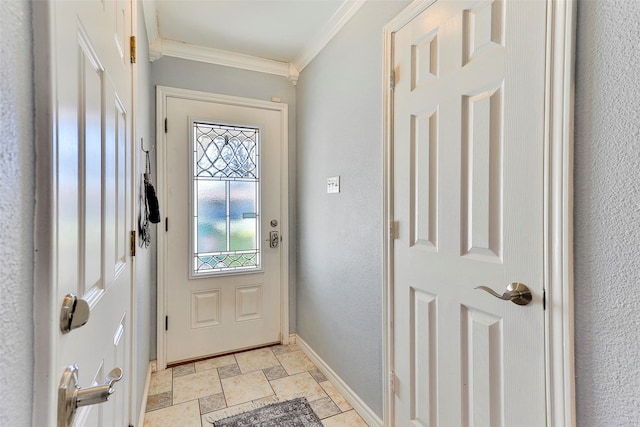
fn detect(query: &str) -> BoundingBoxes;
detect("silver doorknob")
[475,282,532,306]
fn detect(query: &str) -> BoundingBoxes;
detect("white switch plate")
[327,176,340,193]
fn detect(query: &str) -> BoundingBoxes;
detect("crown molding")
[292,0,367,71]
[141,0,366,83]
[141,0,160,59]
[149,38,299,84]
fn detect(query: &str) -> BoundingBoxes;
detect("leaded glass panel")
[192,122,260,275]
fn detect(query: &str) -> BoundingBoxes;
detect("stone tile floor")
[143,343,370,426]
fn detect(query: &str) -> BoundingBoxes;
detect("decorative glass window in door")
[191,121,260,276]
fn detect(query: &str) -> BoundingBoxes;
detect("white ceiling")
[143,0,366,81]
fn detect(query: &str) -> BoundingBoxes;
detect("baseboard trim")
[137,361,153,427]
[295,334,383,427]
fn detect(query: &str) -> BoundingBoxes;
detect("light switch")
[327,176,340,193]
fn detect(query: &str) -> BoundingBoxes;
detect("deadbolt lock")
[60,293,90,334]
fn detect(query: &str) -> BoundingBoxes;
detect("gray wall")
[134,0,155,420]
[574,0,640,425]
[295,1,409,417]
[150,57,297,355]
[0,0,34,425]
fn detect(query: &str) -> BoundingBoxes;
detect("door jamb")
[381,1,577,425]
[155,86,290,370]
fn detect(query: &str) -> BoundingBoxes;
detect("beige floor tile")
[143,400,201,427]
[195,354,236,372]
[320,380,352,411]
[173,368,222,404]
[149,369,172,395]
[221,370,274,406]
[276,350,317,375]
[235,347,280,373]
[269,371,328,402]
[322,410,369,427]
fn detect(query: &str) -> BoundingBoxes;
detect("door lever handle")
[266,231,280,248]
[76,367,123,407]
[58,365,123,427]
[475,282,532,306]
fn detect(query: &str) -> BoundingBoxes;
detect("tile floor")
[144,343,370,426]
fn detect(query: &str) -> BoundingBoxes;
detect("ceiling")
[142,0,367,82]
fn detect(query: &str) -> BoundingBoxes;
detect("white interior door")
[161,94,286,364]
[392,0,547,425]
[47,0,133,425]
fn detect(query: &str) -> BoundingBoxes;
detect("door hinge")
[390,69,396,90]
[130,36,136,63]
[165,316,168,331]
[389,221,399,239]
[164,118,168,133]
[165,217,168,232]
[390,371,397,394]
[130,230,136,257]
[543,288,546,310]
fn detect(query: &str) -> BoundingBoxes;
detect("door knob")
[475,282,532,306]
[57,365,123,427]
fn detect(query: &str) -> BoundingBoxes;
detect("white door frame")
[381,1,577,426]
[155,86,290,370]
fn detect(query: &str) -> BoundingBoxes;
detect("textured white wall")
[574,0,640,424]
[0,0,34,424]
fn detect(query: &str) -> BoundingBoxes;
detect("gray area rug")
[213,397,322,427]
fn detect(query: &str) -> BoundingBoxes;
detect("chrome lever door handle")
[76,367,123,407]
[58,365,123,427]
[475,282,532,306]
[266,231,280,248]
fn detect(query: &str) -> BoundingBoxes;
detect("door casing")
[382,0,577,425]
[155,86,290,370]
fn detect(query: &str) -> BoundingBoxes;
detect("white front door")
[161,92,287,364]
[42,0,133,425]
[392,0,547,425]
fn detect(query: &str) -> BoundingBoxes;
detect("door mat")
[212,397,322,427]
